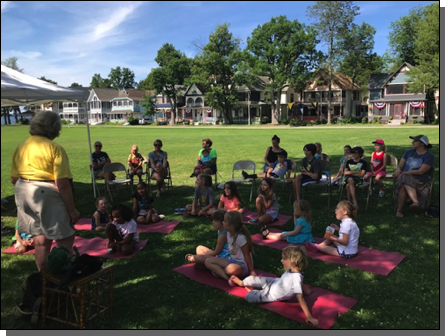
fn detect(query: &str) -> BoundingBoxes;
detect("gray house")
[368,62,432,123]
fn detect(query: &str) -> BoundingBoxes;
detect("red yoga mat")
[2,236,148,260]
[252,229,405,276]
[173,263,357,329]
[74,218,181,234]
[242,208,292,227]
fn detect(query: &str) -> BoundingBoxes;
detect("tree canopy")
[1,56,24,73]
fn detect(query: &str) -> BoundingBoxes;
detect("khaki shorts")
[15,179,75,240]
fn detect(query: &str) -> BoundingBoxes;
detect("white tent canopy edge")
[1,65,98,196]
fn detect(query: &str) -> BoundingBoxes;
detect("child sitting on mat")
[184,209,229,269]
[305,200,359,259]
[266,199,315,243]
[248,178,279,235]
[214,181,244,214]
[91,197,111,231]
[204,211,256,280]
[185,174,215,217]
[11,220,34,254]
[106,204,139,255]
[228,246,318,326]
[132,181,160,224]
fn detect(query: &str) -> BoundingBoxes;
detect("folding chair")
[339,160,373,210]
[90,165,104,197]
[300,160,332,207]
[229,160,256,201]
[145,160,172,193]
[103,162,133,203]
[127,155,148,186]
[426,167,435,206]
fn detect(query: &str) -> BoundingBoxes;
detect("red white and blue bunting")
[409,101,425,108]
[206,108,212,114]
[185,109,191,114]
[374,102,386,110]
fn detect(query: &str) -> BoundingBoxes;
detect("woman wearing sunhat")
[393,135,434,218]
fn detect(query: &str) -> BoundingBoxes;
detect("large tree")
[190,23,244,124]
[69,82,83,88]
[338,22,384,108]
[307,1,360,124]
[108,66,136,89]
[406,2,439,95]
[152,43,191,125]
[246,15,321,124]
[38,76,57,84]
[140,94,157,118]
[90,73,111,88]
[384,6,423,71]
[138,71,155,90]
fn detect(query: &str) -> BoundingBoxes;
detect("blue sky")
[0,1,438,87]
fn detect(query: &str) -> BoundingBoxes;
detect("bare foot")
[229,275,244,287]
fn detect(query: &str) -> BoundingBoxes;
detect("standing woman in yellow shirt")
[11,111,80,271]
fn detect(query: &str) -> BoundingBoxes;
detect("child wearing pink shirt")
[214,181,244,214]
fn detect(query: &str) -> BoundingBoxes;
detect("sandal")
[184,254,195,263]
[261,226,270,239]
[396,211,404,218]
[410,202,422,213]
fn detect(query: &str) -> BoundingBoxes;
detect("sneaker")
[378,191,385,197]
[158,214,166,219]
[305,241,319,253]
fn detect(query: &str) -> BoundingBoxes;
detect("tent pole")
[85,99,96,198]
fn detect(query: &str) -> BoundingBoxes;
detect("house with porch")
[153,85,186,123]
[110,89,154,122]
[367,62,433,123]
[284,69,362,122]
[235,76,272,124]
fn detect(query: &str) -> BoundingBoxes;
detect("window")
[290,93,294,103]
[409,106,421,116]
[370,91,381,101]
[387,85,404,94]
[373,105,385,116]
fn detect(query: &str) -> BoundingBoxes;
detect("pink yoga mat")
[173,263,357,329]
[242,208,292,227]
[2,236,148,260]
[252,229,405,276]
[74,218,181,234]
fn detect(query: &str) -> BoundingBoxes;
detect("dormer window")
[387,84,405,94]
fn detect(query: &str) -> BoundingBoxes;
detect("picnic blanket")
[74,218,181,234]
[242,208,292,227]
[173,263,357,329]
[252,229,405,276]
[2,236,148,260]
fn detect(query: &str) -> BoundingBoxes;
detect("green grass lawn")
[1,125,439,329]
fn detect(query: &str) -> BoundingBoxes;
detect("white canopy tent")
[1,65,99,196]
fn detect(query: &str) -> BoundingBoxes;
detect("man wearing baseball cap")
[393,135,434,218]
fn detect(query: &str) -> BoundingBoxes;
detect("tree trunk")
[271,88,278,124]
[223,107,233,124]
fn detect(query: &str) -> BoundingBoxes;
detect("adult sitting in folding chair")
[263,134,285,173]
[394,135,435,219]
[243,151,289,181]
[191,138,217,180]
[148,139,168,198]
[92,141,114,181]
[127,144,145,184]
[292,144,321,202]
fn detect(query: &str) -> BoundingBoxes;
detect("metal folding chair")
[229,160,256,201]
[103,162,133,202]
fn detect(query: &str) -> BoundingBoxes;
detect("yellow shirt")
[11,136,72,180]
